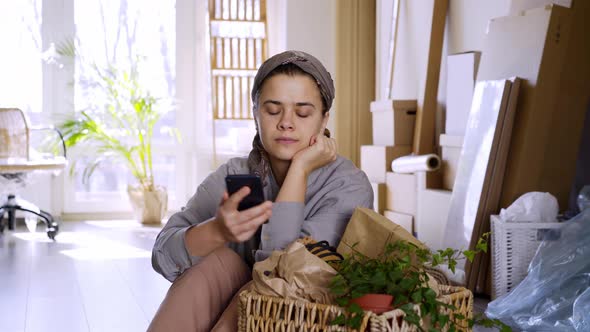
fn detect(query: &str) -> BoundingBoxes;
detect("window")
[1,0,284,217]
[0,1,43,115]
[58,0,178,213]
[209,0,268,165]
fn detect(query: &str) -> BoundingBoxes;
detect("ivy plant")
[330,234,511,331]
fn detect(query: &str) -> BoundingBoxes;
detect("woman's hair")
[247,63,331,182]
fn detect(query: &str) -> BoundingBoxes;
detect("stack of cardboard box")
[361,100,416,235]
[360,51,480,248]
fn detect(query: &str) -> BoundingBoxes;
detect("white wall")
[285,0,337,132]
[271,0,515,139]
[376,0,511,112]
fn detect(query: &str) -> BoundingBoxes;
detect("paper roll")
[391,154,441,173]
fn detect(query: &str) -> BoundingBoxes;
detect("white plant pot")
[127,185,168,224]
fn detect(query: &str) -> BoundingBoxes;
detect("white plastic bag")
[486,208,590,331]
[499,191,559,223]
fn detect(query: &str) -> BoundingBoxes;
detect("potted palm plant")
[55,41,178,224]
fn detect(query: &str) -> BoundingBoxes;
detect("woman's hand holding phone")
[213,186,272,243]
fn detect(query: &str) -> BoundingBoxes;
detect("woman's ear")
[321,112,330,136]
[322,112,330,128]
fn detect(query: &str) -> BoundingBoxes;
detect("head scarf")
[251,50,335,111]
[247,50,335,182]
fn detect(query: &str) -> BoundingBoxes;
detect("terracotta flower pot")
[350,294,394,314]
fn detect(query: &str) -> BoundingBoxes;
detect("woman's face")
[255,73,329,163]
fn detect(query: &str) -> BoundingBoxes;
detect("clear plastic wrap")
[485,208,590,331]
[578,185,590,212]
[573,287,590,331]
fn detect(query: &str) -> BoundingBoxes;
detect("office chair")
[0,108,67,239]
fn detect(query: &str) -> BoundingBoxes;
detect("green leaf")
[395,294,409,305]
[448,259,457,273]
[388,270,403,282]
[335,297,349,307]
[477,238,489,253]
[443,248,455,257]
[403,311,421,326]
[400,303,414,312]
[349,314,362,329]
[370,270,387,286]
[400,278,415,291]
[330,314,346,326]
[348,303,362,314]
[463,250,476,262]
[401,254,411,264]
[411,290,422,303]
[431,254,442,266]
[423,288,437,301]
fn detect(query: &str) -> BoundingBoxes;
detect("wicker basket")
[490,214,563,299]
[369,286,473,332]
[238,290,371,331]
[238,285,472,332]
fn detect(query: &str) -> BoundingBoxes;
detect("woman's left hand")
[292,127,337,176]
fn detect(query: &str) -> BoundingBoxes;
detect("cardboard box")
[509,0,571,15]
[370,100,417,146]
[371,182,387,215]
[440,134,464,191]
[384,210,414,235]
[360,145,412,183]
[415,188,452,251]
[415,171,452,250]
[477,5,589,210]
[446,52,481,136]
[385,172,417,215]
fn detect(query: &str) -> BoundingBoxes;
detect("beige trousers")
[147,247,252,332]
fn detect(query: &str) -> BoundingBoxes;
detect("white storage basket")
[490,214,563,299]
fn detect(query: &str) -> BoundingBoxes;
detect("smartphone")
[225,174,265,211]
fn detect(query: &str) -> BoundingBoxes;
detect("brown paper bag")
[252,241,337,304]
[336,207,427,259]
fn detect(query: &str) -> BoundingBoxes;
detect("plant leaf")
[411,290,422,303]
[463,250,476,262]
[330,314,346,326]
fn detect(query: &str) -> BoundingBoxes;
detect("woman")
[148,50,373,331]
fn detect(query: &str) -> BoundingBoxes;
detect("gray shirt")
[152,155,373,282]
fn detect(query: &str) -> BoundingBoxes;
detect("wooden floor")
[0,220,169,332]
[1,220,498,332]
